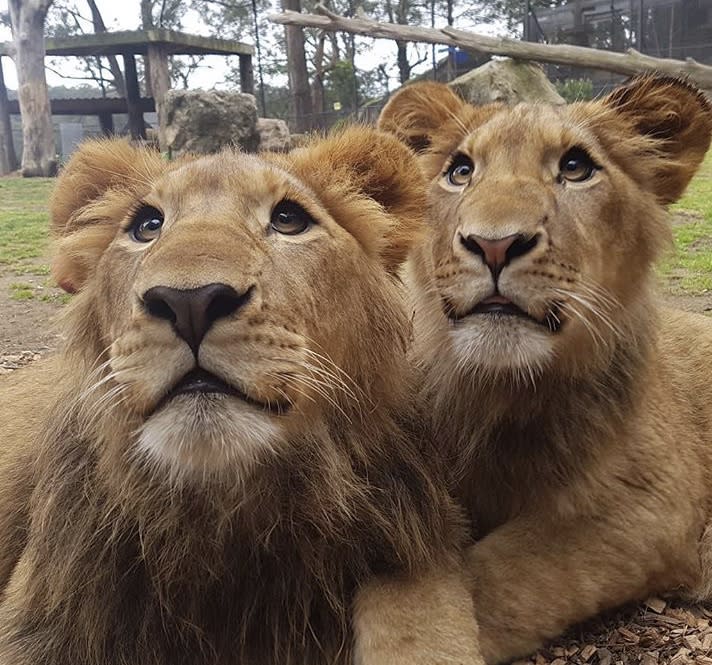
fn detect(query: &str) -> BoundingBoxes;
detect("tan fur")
[379,75,712,662]
[0,130,483,664]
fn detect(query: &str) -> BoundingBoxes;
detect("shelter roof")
[0,29,253,58]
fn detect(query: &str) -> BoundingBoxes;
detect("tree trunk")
[8,0,56,177]
[0,58,18,175]
[270,6,712,92]
[141,0,155,95]
[396,41,410,83]
[86,0,127,97]
[281,0,313,132]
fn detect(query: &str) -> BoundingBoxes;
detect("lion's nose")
[142,283,251,355]
[460,232,539,279]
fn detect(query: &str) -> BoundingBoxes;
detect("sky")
[0,0,498,92]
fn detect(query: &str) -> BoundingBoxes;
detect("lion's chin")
[134,394,282,483]
[449,317,555,377]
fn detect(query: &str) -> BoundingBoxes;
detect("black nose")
[460,233,539,279]
[142,283,251,355]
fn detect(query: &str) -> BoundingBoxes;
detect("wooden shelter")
[0,29,254,167]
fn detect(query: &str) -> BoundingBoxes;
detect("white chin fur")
[450,317,554,376]
[135,394,281,483]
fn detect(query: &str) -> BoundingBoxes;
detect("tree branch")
[268,5,712,91]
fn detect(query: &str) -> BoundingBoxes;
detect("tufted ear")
[377,82,466,154]
[50,139,165,293]
[602,74,712,204]
[282,126,427,274]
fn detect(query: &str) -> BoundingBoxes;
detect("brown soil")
[0,259,64,375]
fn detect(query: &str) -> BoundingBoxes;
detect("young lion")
[0,130,483,664]
[379,75,712,662]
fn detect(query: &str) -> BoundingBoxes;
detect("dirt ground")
[0,261,64,374]
[1,254,711,663]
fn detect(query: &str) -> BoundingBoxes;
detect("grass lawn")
[0,177,69,304]
[0,151,710,302]
[662,150,712,294]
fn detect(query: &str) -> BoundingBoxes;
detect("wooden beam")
[6,97,155,115]
[239,54,255,95]
[122,53,146,140]
[268,6,712,91]
[98,112,114,136]
[147,43,170,151]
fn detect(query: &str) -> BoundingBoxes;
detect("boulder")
[256,118,291,152]
[163,90,260,156]
[449,58,565,106]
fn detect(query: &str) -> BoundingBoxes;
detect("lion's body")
[0,131,482,665]
[379,76,712,662]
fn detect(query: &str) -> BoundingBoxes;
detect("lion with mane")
[379,74,712,662]
[0,129,483,664]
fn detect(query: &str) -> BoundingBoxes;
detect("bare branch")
[268,6,712,91]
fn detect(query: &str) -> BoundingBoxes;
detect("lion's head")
[378,75,712,381]
[50,128,424,482]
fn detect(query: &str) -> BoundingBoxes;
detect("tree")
[8,0,56,177]
[281,0,313,131]
[46,1,126,97]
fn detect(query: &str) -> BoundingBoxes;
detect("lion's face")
[379,76,712,379]
[50,130,424,480]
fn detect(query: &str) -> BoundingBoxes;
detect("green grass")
[0,177,66,303]
[661,151,712,294]
[0,178,54,268]
[0,149,710,302]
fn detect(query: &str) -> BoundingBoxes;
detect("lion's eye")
[559,148,597,183]
[270,200,313,236]
[445,154,475,187]
[130,206,164,243]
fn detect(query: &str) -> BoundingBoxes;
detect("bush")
[555,78,594,103]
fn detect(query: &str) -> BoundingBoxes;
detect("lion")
[0,129,484,665]
[378,74,712,663]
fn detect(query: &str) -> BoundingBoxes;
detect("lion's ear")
[602,75,712,204]
[284,126,426,274]
[378,82,466,153]
[50,139,164,293]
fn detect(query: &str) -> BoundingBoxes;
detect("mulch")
[516,599,712,665]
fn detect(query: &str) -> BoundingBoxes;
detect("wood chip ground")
[513,600,712,665]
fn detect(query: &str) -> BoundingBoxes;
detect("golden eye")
[270,200,314,236]
[445,154,475,187]
[130,206,164,243]
[559,147,598,183]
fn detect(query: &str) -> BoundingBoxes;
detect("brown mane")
[0,129,469,665]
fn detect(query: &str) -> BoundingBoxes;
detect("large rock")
[449,58,565,106]
[163,90,260,156]
[256,118,291,152]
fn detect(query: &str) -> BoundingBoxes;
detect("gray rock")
[163,89,260,156]
[449,58,565,106]
[256,118,291,152]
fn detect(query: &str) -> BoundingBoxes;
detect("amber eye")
[445,154,475,187]
[130,206,164,243]
[559,147,597,183]
[271,200,313,235]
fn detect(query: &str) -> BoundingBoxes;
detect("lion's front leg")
[353,560,484,665]
[467,511,700,664]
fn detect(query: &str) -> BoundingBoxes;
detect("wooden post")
[239,55,255,95]
[122,53,146,140]
[0,57,18,175]
[147,44,170,151]
[98,112,114,136]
